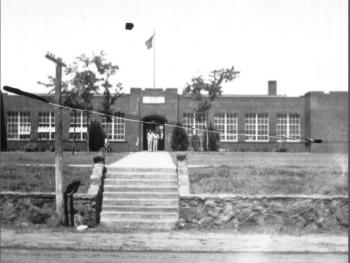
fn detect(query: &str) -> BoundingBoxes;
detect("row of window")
[184,113,301,142]
[7,111,301,142]
[7,112,126,141]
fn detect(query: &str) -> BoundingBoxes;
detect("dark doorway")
[142,115,166,151]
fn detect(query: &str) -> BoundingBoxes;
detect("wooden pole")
[45,52,66,222]
[55,62,63,218]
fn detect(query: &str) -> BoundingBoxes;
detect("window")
[183,113,206,137]
[214,113,238,141]
[245,113,269,142]
[276,113,300,141]
[38,112,55,140]
[101,114,125,141]
[69,112,88,141]
[7,112,31,140]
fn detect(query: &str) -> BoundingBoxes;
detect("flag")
[145,35,153,49]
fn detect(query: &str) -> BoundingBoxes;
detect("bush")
[191,135,201,151]
[23,142,39,152]
[88,120,106,151]
[202,124,220,151]
[171,123,189,151]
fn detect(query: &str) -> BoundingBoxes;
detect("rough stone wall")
[0,160,106,227]
[179,195,348,234]
[0,192,97,227]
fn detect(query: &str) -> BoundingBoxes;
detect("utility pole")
[45,52,66,222]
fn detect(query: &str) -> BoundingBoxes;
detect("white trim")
[7,112,31,141]
[244,113,269,142]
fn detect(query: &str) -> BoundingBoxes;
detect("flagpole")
[153,30,155,89]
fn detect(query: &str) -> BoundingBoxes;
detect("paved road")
[2,249,347,263]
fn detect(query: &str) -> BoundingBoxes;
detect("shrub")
[88,120,106,151]
[191,135,201,151]
[171,123,189,151]
[23,142,39,152]
[202,124,220,151]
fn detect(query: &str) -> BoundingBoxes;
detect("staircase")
[100,153,179,230]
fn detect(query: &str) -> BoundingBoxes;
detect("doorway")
[142,115,166,151]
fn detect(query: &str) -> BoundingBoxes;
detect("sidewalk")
[1,229,347,253]
[107,151,176,169]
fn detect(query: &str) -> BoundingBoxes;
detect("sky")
[1,0,348,96]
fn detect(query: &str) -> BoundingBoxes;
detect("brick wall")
[2,89,348,153]
[305,92,348,153]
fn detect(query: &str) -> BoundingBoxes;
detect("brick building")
[2,81,348,153]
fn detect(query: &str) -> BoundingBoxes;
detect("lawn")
[0,152,128,193]
[171,152,348,195]
[0,152,128,166]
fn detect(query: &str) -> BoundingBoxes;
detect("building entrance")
[142,115,166,151]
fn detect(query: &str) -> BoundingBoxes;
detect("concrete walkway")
[0,229,347,253]
[107,151,176,169]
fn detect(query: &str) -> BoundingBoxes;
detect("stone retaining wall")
[176,156,348,234]
[0,159,106,227]
[0,192,98,226]
[179,195,348,233]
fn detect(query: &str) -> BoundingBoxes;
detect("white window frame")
[214,113,238,142]
[183,113,207,137]
[38,112,55,140]
[69,112,88,141]
[102,114,125,141]
[276,113,301,142]
[7,112,31,140]
[245,113,269,142]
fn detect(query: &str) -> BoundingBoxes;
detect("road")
[1,248,347,263]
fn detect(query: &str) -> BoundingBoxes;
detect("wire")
[3,85,321,142]
[48,102,308,141]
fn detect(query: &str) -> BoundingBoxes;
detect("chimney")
[268,81,277,96]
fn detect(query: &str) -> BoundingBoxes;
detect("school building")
[1,81,348,153]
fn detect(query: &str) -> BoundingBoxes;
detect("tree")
[183,66,239,150]
[39,51,122,153]
[171,123,189,151]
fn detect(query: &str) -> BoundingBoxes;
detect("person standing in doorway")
[153,128,159,151]
[147,129,152,151]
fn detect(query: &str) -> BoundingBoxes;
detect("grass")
[0,152,128,193]
[0,152,128,165]
[1,151,348,195]
[0,166,91,193]
[171,152,348,195]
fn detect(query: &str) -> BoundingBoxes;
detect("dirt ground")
[1,227,347,253]
[2,248,348,263]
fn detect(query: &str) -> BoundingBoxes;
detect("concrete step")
[104,179,178,187]
[103,198,178,206]
[102,205,178,213]
[101,211,178,220]
[107,167,176,173]
[103,186,179,193]
[103,192,178,199]
[99,220,177,230]
[106,172,177,180]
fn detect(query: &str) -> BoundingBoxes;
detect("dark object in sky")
[125,23,134,30]
[3,86,49,104]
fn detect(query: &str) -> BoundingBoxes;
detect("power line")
[3,85,322,143]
